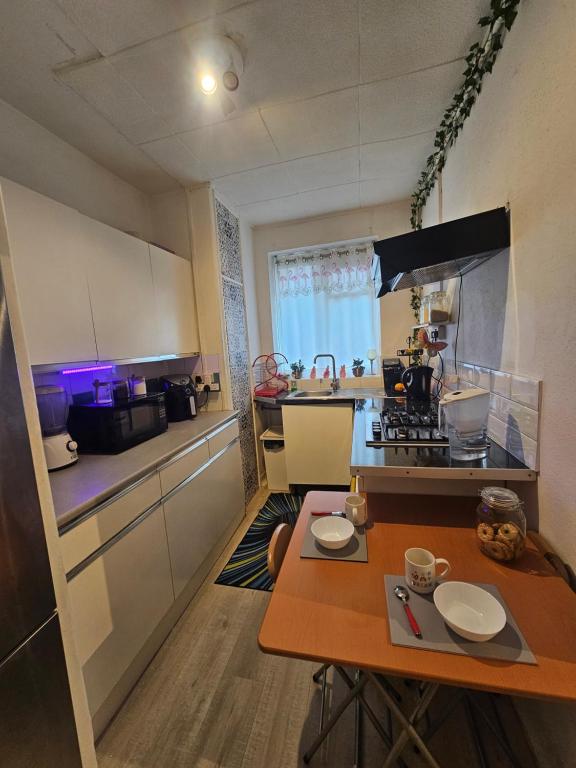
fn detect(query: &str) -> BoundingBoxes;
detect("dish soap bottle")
[340,364,346,379]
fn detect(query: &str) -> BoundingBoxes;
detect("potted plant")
[352,358,365,377]
[290,360,305,379]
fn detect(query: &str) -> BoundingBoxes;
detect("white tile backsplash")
[474,365,491,390]
[488,414,538,470]
[449,361,541,471]
[489,393,539,441]
[490,369,512,398]
[510,374,540,411]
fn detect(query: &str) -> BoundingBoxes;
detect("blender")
[35,385,78,471]
[438,388,490,461]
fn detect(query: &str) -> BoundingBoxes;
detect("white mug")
[345,495,367,527]
[405,547,451,594]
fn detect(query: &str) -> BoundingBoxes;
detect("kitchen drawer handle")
[66,500,163,581]
[161,436,240,503]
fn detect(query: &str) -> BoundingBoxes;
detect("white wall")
[0,96,152,238]
[421,5,576,762]
[148,188,191,260]
[249,200,414,359]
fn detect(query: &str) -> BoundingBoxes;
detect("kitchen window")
[270,238,380,373]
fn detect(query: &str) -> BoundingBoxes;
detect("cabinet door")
[67,505,174,718]
[80,214,158,360]
[1,179,97,365]
[282,403,353,485]
[150,244,199,355]
[164,439,244,598]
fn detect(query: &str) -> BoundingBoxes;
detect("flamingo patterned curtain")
[274,243,374,298]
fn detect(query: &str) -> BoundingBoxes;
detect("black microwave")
[68,393,168,454]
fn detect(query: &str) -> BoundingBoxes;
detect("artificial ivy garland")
[410,0,521,230]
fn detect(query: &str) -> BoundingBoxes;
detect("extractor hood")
[372,207,510,297]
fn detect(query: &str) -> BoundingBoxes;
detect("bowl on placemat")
[311,516,354,550]
[433,582,506,642]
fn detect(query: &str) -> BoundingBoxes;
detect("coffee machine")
[401,365,434,401]
[35,385,78,471]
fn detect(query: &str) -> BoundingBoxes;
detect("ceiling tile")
[58,58,173,145]
[359,0,489,82]
[359,60,463,143]
[237,182,360,225]
[54,0,248,56]
[212,164,297,206]
[178,113,279,177]
[360,132,433,180]
[286,148,359,193]
[261,88,359,160]
[140,136,209,186]
[360,176,416,207]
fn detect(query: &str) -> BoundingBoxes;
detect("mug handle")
[435,558,451,580]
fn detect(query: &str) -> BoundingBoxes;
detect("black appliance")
[382,358,405,395]
[365,398,448,447]
[372,207,510,297]
[161,374,198,421]
[0,262,82,765]
[402,365,434,401]
[68,392,167,453]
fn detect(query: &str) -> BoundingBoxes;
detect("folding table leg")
[366,672,442,768]
[303,673,368,764]
[353,669,362,768]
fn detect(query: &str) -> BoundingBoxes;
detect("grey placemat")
[384,575,536,665]
[300,517,368,562]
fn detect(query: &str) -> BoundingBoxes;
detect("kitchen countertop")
[51,410,238,529]
[254,387,386,405]
[351,399,536,480]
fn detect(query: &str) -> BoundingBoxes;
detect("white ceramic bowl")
[311,516,355,550]
[433,581,506,642]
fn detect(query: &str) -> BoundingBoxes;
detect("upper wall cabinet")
[150,244,199,356]
[1,179,98,365]
[80,215,159,361]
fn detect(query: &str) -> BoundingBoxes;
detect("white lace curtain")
[274,242,373,298]
[271,240,380,371]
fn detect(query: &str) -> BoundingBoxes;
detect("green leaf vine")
[410,0,521,230]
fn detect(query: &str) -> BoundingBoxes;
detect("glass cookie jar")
[476,487,526,562]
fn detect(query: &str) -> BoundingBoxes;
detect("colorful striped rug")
[215,493,302,592]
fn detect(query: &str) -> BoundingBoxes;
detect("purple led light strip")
[61,364,114,375]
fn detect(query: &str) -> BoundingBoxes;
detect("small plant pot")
[292,371,302,380]
[352,367,365,377]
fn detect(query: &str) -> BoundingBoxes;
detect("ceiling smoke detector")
[222,70,239,92]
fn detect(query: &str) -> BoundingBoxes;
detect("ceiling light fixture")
[200,72,217,95]
[194,35,243,100]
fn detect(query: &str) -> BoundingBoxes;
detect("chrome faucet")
[313,353,340,391]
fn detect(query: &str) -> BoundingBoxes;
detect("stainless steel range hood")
[372,207,510,297]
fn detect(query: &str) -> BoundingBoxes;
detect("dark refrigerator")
[0,265,82,766]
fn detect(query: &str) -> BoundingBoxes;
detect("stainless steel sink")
[292,391,333,398]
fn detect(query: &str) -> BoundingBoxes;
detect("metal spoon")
[394,585,423,639]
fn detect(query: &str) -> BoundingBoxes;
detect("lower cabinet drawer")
[207,419,239,457]
[60,473,162,574]
[163,440,244,598]
[159,438,210,496]
[67,505,174,718]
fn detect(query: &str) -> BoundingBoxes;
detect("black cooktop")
[365,397,449,447]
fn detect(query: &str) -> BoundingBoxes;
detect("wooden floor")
[97,489,537,768]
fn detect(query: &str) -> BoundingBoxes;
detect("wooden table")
[258,491,576,765]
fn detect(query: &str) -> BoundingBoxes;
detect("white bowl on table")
[311,516,354,550]
[433,582,507,642]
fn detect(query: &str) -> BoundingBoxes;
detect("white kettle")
[439,388,490,460]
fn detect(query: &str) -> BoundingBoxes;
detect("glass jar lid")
[480,486,522,510]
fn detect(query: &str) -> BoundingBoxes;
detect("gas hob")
[365,399,449,447]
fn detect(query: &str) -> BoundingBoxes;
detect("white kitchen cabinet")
[80,214,158,361]
[1,178,98,365]
[150,244,199,356]
[163,438,244,598]
[67,504,174,719]
[282,403,354,485]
